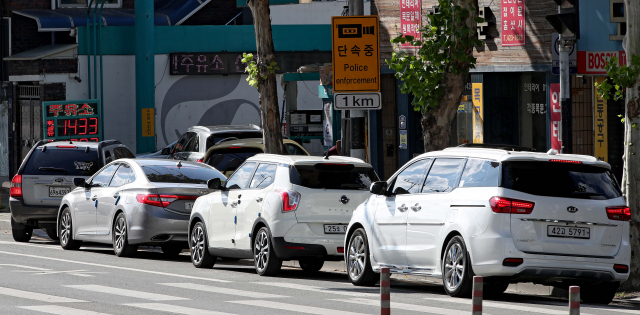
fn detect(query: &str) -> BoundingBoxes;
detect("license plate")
[185,202,194,210]
[324,224,347,234]
[49,186,70,197]
[547,225,590,239]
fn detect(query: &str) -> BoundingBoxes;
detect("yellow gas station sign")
[331,16,380,92]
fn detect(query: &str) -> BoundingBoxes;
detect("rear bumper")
[279,222,346,258]
[127,204,190,245]
[9,197,59,225]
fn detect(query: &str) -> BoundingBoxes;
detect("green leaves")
[595,55,640,101]
[242,52,279,89]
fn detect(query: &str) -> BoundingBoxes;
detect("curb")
[0,219,10,231]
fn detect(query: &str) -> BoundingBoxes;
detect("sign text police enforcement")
[332,16,380,93]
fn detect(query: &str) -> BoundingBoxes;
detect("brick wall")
[373,0,555,67]
[8,59,78,76]
[9,0,50,11]
[43,83,66,102]
[11,14,51,55]
[181,0,242,26]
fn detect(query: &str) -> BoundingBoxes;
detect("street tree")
[244,0,287,155]
[387,0,482,152]
[594,0,640,290]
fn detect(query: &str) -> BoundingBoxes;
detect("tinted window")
[459,159,500,188]
[226,162,257,189]
[141,163,225,184]
[249,163,277,189]
[185,135,200,152]
[286,144,307,156]
[502,161,622,200]
[206,131,263,149]
[104,150,113,163]
[390,159,431,195]
[110,164,136,187]
[91,164,119,187]
[290,164,379,190]
[23,147,101,176]
[114,147,135,159]
[421,159,465,193]
[206,148,263,173]
[174,132,194,153]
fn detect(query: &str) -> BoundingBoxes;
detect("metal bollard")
[569,286,580,315]
[380,267,390,315]
[472,276,483,315]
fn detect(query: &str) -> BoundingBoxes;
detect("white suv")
[188,154,379,276]
[345,146,630,304]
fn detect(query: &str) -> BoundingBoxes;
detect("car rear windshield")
[501,161,622,200]
[290,164,379,190]
[23,147,101,176]
[206,132,263,148]
[141,164,225,184]
[206,148,263,173]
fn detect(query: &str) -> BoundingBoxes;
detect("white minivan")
[345,146,630,304]
[189,154,379,276]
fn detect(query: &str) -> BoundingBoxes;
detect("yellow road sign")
[332,16,380,92]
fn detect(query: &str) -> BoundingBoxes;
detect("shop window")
[519,72,547,152]
[571,75,594,156]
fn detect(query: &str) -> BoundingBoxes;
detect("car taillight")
[337,247,345,253]
[196,159,203,163]
[606,206,631,221]
[490,197,534,214]
[549,159,582,164]
[614,264,629,273]
[503,258,523,267]
[277,190,300,212]
[136,194,198,208]
[10,175,22,198]
[56,145,76,148]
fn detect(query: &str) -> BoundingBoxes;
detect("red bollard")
[472,276,483,315]
[569,286,580,315]
[381,267,390,315]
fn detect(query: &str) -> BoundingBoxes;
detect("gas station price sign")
[42,99,102,142]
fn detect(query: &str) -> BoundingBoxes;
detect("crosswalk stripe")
[424,296,595,315]
[65,285,189,301]
[227,300,371,315]
[538,301,640,314]
[125,303,235,315]
[18,305,111,315]
[160,283,288,299]
[0,286,84,303]
[253,282,378,298]
[331,298,489,315]
[0,240,62,250]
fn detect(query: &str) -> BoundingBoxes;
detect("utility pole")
[348,0,366,161]
[135,0,155,154]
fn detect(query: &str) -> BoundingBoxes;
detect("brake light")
[549,159,582,164]
[277,190,301,212]
[56,145,77,148]
[503,258,523,267]
[490,197,534,214]
[606,206,631,221]
[614,264,629,273]
[196,159,203,163]
[285,246,305,250]
[229,147,241,149]
[337,247,345,253]
[136,194,198,208]
[10,175,22,198]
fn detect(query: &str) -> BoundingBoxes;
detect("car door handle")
[238,194,242,199]
[231,201,238,207]
[113,193,120,198]
[411,203,422,211]
[256,197,263,203]
[91,195,98,201]
[397,204,408,212]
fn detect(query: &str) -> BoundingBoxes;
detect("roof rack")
[455,143,537,152]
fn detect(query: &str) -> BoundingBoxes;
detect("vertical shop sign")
[472,83,483,143]
[594,77,608,162]
[501,0,525,46]
[141,108,154,137]
[550,83,562,152]
[323,100,333,147]
[400,0,422,48]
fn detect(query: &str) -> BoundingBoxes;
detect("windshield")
[23,147,101,176]
[206,148,263,173]
[206,132,263,149]
[290,164,379,190]
[141,164,225,184]
[501,161,622,200]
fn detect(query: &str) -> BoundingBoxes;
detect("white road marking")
[161,283,288,299]
[65,284,189,301]
[424,296,595,315]
[537,301,640,314]
[253,282,378,298]
[0,286,84,303]
[125,303,235,315]
[19,305,111,315]
[227,300,371,315]
[0,240,62,250]
[0,250,231,283]
[26,269,107,277]
[331,298,488,315]
[0,264,51,271]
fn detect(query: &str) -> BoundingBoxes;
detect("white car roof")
[247,154,372,167]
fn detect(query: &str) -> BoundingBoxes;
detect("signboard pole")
[558,38,572,153]
[135,0,155,154]
[349,0,366,161]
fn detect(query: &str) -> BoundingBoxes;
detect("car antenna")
[324,149,330,160]
[177,161,182,168]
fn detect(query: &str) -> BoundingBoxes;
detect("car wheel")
[581,282,619,304]
[161,243,184,256]
[11,217,33,243]
[347,228,378,286]
[41,224,59,241]
[442,235,473,297]
[254,227,282,276]
[190,222,216,268]
[299,258,324,272]
[59,208,81,250]
[112,213,138,257]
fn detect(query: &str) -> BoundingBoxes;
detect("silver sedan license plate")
[547,225,590,239]
[324,224,347,234]
[49,186,70,197]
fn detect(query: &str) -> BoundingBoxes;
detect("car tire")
[11,217,33,243]
[41,224,60,241]
[161,243,184,256]
[112,213,138,257]
[254,227,282,276]
[581,282,619,304]
[347,228,378,286]
[59,208,81,250]
[299,258,324,272]
[442,235,474,297]
[190,222,216,268]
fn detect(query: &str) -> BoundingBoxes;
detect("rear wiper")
[39,167,67,174]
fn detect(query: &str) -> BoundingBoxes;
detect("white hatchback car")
[345,146,630,304]
[189,154,379,276]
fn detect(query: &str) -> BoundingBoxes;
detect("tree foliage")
[594,54,640,101]
[242,53,280,89]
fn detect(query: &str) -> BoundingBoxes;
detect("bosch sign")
[577,51,627,74]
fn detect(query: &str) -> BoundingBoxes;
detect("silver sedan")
[56,158,225,257]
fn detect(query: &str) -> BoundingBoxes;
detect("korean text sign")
[400,0,421,48]
[549,83,562,152]
[42,99,102,142]
[594,77,608,162]
[332,16,380,92]
[472,83,483,144]
[501,0,525,46]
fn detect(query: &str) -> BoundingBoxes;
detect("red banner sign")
[501,0,525,46]
[400,0,421,48]
[550,83,562,152]
[577,51,627,74]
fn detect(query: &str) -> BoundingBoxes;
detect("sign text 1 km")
[332,16,380,93]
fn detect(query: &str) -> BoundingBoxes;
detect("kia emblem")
[567,206,578,213]
[340,195,350,204]
[54,178,64,183]
[199,190,208,195]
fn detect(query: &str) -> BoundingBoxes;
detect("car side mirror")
[73,178,88,188]
[161,147,171,155]
[207,178,227,191]
[370,181,388,195]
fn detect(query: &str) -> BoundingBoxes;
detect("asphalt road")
[0,231,638,315]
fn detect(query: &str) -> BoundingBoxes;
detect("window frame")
[419,158,467,194]
[57,0,122,9]
[386,158,432,195]
[248,163,278,189]
[225,162,258,190]
[89,163,120,188]
[109,162,136,187]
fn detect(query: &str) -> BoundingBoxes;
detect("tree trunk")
[247,0,287,155]
[621,0,640,291]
